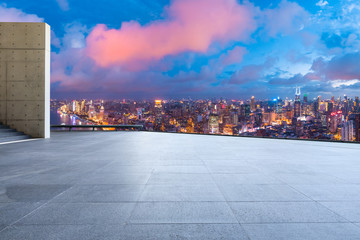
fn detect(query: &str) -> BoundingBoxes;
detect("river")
[50,109,87,125]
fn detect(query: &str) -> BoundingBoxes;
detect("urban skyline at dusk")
[1,0,360,99]
[51,86,360,142]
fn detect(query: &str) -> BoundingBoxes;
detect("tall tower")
[303,93,308,115]
[99,105,104,122]
[250,96,256,112]
[294,87,301,118]
[154,100,163,130]
[295,87,301,101]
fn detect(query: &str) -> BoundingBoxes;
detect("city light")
[51,90,360,142]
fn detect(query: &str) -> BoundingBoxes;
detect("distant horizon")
[50,94,359,102]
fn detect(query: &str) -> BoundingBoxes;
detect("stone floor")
[1,132,360,239]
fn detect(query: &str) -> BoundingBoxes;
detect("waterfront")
[50,108,87,125]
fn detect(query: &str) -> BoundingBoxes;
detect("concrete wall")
[0,22,50,138]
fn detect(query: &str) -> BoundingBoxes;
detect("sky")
[1,0,360,100]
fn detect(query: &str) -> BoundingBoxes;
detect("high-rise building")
[250,96,255,112]
[230,110,238,125]
[355,97,359,113]
[80,100,85,113]
[240,104,250,119]
[303,93,308,115]
[328,102,334,113]
[294,87,301,118]
[250,96,256,112]
[330,115,338,133]
[276,98,283,120]
[71,100,76,112]
[341,121,354,141]
[356,114,360,142]
[98,105,104,121]
[154,100,163,128]
[136,108,143,120]
[208,114,219,134]
[349,114,360,141]
[343,95,349,116]
[75,101,80,114]
[88,104,95,119]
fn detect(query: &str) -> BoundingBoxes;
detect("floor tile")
[130,202,238,223]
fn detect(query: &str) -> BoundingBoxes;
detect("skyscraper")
[341,121,354,141]
[303,93,308,115]
[154,100,163,129]
[98,105,104,121]
[208,114,219,134]
[250,96,255,112]
[294,87,301,118]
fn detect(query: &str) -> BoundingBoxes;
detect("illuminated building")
[88,104,95,119]
[276,98,283,120]
[356,115,360,142]
[230,110,238,125]
[154,100,163,130]
[286,106,293,120]
[75,101,80,114]
[136,108,143,120]
[98,105,104,121]
[155,100,162,108]
[208,114,219,134]
[330,111,342,133]
[250,96,255,112]
[80,100,85,113]
[341,121,354,141]
[186,118,194,133]
[50,92,360,141]
[349,114,360,141]
[223,125,233,135]
[240,104,250,118]
[294,87,301,118]
[71,100,76,112]
[303,93,308,115]
[343,95,349,116]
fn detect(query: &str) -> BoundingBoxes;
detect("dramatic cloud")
[3,0,351,98]
[0,4,43,22]
[85,0,256,70]
[310,53,360,81]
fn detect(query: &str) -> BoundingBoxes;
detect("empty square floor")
[1,132,360,239]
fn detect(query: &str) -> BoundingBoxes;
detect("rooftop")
[1,132,360,239]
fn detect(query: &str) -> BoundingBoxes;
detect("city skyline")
[1,0,360,99]
[51,89,360,142]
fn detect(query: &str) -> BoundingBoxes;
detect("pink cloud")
[222,46,248,66]
[86,0,256,70]
[0,4,43,22]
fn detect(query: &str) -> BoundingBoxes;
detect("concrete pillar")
[0,22,50,138]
